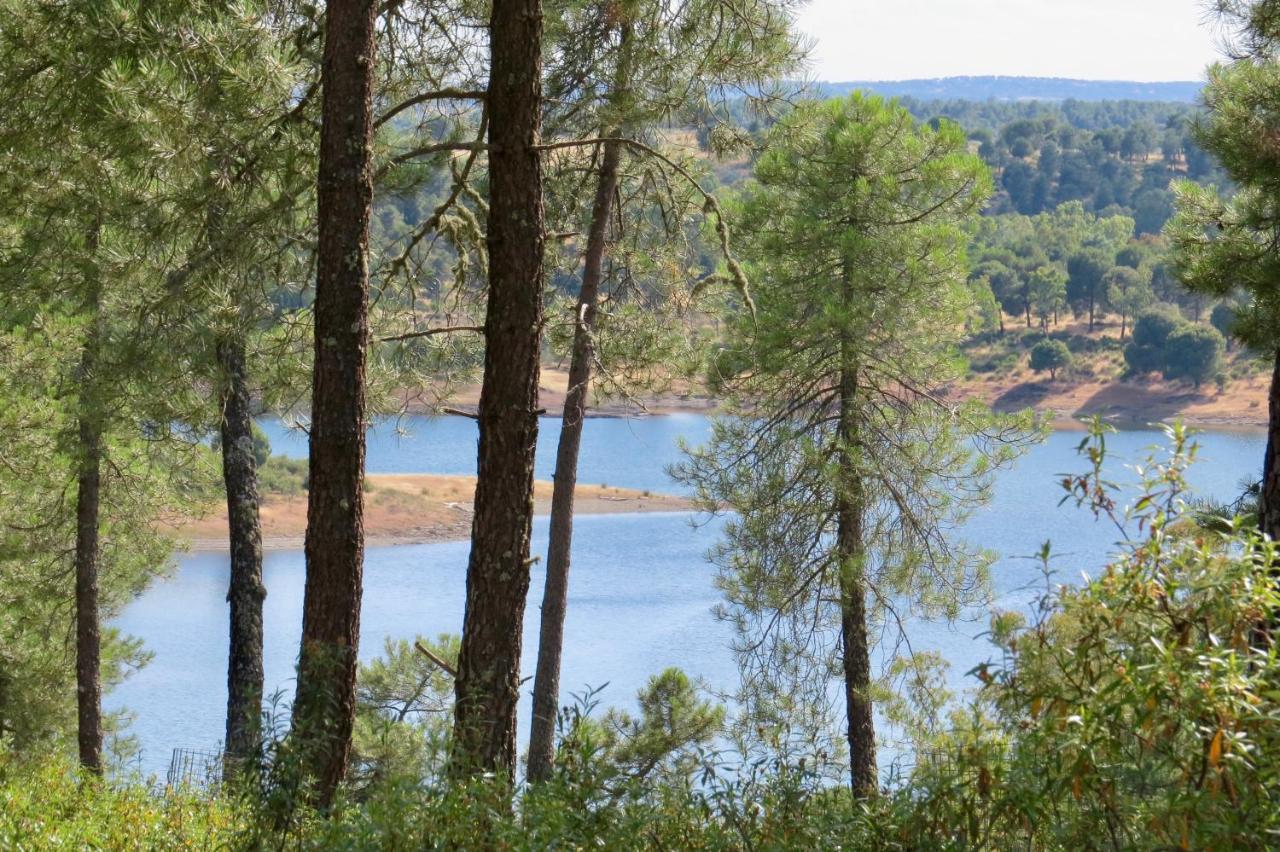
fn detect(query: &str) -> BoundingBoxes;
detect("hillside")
[952,314,1269,428]
[815,76,1203,103]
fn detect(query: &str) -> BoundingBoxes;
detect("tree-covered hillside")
[817,75,1202,103]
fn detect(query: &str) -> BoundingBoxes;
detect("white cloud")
[796,0,1225,81]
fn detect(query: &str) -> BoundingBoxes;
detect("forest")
[3,0,1280,849]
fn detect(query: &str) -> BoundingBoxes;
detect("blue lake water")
[109,415,1266,778]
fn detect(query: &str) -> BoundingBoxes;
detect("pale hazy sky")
[796,0,1226,82]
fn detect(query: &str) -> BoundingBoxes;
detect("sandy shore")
[171,473,695,551]
[398,366,719,419]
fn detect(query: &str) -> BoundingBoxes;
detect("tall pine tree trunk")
[837,352,876,797]
[74,377,103,774]
[74,226,103,775]
[527,137,622,782]
[1262,348,1280,543]
[291,0,376,807]
[452,0,545,777]
[218,335,265,773]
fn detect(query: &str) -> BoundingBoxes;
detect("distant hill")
[814,76,1202,103]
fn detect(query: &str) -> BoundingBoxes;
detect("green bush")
[1123,304,1182,375]
[1210,301,1238,341]
[892,423,1280,849]
[258,456,308,496]
[1029,338,1072,379]
[1164,324,1225,388]
[0,755,244,848]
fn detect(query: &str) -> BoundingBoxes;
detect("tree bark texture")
[451,0,545,777]
[1262,348,1280,544]
[291,0,376,807]
[837,359,876,797]
[74,379,103,775]
[218,335,266,771]
[74,226,103,775]
[837,260,876,795]
[527,137,622,783]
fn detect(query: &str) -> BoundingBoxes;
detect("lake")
[109,414,1266,779]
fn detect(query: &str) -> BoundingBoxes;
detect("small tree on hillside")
[967,275,1003,334]
[1066,248,1113,331]
[1105,265,1154,340]
[1210,301,1239,347]
[1028,264,1067,328]
[1164,324,1225,388]
[1029,339,1072,380]
[1123,305,1182,376]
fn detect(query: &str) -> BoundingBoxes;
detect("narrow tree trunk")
[74,386,103,775]
[451,0,545,777]
[527,138,622,783]
[836,356,875,796]
[1024,299,1031,328]
[218,335,266,774]
[837,259,875,796]
[1261,348,1280,543]
[74,226,103,775]
[1088,291,1095,332]
[1120,314,1127,341]
[291,0,376,807]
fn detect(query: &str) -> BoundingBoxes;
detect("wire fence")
[166,747,224,791]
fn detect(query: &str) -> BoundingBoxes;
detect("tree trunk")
[1088,291,1095,332]
[218,335,266,774]
[1261,348,1280,544]
[527,137,622,783]
[74,382,103,775]
[1120,314,1127,341]
[837,259,875,796]
[837,355,875,797]
[74,226,103,775]
[451,0,545,778]
[291,0,376,808]
[1024,297,1031,328]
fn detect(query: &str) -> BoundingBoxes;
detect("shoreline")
[416,368,1271,431]
[171,473,696,553]
[182,510,702,553]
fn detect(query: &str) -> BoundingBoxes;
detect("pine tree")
[290,0,379,806]
[450,0,547,777]
[527,0,804,783]
[677,95,1035,794]
[1168,0,1280,541]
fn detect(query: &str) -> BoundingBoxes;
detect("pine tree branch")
[374,88,487,130]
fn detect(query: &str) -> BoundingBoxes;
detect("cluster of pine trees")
[5,0,1280,845]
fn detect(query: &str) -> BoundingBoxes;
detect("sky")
[796,0,1226,82]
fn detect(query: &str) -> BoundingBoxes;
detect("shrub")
[1029,338,1072,379]
[258,456,308,496]
[1164,324,1225,388]
[895,423,1280,849]
[1210,301,1237,341]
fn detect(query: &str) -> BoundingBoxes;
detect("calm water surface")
[109,415,1266,777]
